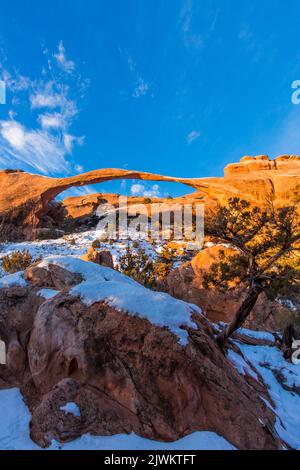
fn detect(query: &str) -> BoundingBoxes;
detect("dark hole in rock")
[68,358,79,375]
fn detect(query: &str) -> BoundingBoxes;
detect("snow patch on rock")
[37,288,59,300]
[39,256,202,346]
[0,271,27,289]
[60,402,81,418]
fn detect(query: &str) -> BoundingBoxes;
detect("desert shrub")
[143,197,152,204]
[37,228,60,240]
[274,306,300,331]
[119,245,155,288]
[204,198,300,346]
[2,250,39,274]
[92,239,101,249]
[62,217,76,234]
[152,245,176,282]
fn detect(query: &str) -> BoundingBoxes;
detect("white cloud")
[30,81,78,125]
[63,133,84,153]
[0,120,71,174]
[0,42,87,175]
[133,80,149,98]
[130,183,161,198]
[187,130,200,144]
[1,69,31,92]
[53,40,75,73]
[131,183,145,195]
[126,54,150,99]
[143,184,161,198]
[180,0,203,50]
[30,90,62,109]
[75,164,84,173]
[39,112,65,130]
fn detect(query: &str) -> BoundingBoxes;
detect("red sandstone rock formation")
[0,155,298,240]
[164,245,291,329]
[0,260,282,449]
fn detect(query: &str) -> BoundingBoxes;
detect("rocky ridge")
[0,155,299,240]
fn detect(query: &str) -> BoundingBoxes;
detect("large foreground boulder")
[0,257,283,449]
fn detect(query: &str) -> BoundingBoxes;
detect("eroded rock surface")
[165,245,292,329]
[0,155,299,240]
[0,258,283,449]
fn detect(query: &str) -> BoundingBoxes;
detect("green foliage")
[62,217,76,234]
[37,228,60,240]
[204,198,300,302]
[275,306,300,331]
[2,250,40,274]
[119,245,155,288]
[152,244,176,282]
[143,197,152,204]
[91,239,101,249]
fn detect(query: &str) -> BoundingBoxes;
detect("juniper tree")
[203,198,300,347]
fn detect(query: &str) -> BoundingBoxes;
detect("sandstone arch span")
[0,154,299,240]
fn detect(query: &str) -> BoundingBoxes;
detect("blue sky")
[0,0,300,197]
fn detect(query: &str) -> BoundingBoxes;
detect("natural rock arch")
[0,155,299,240]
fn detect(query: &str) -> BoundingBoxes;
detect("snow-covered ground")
[0,233,299,450]
[0,229,189,278]
[0,230,151,277]
[39,256,202,345]
[235,343,300,449]
[2,337,299,450]
[0,388,235,450]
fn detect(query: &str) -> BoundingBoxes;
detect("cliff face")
[0,155,299,240]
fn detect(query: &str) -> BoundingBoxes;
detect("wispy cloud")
[133,80,149,98]
[187,130,200,144]
[180,0,203,49]
[0,41,87,175]
[0,120,71,174]
[53,40,75,74]
[126,54,150,99]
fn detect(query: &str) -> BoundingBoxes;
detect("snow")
[237,327,275,342]
[236,343,300,449]
[217,322,276,342]
[0,388,235,450]
[60,402,81,418]
[0,388,40,450]
[227,349,259,380]
[0,229,193,279]
[50,432,236,451]
[0,231,161,278]
[37,288,59,300]
[39,256,202,346]
[0,271,27,288]
[0,230,299,450]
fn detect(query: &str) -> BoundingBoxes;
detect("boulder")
[165,246,292,329]
[81,247,114,268]
[0,258,282,449]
